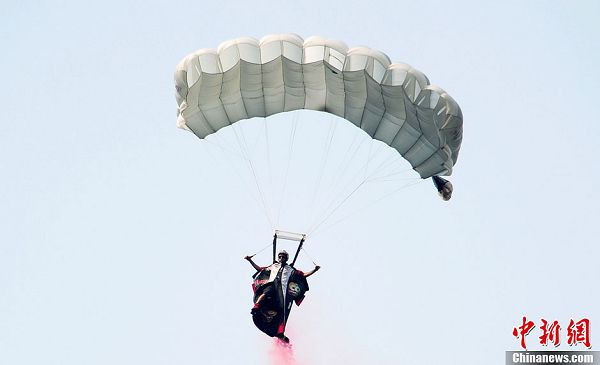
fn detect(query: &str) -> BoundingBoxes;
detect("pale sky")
[2,1,599,364]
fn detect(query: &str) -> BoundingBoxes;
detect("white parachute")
[174,34,463,238]
[174,34,462,179]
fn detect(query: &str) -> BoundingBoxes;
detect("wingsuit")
[251,261,309,339]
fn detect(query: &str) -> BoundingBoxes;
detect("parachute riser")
[291,238,304,267]
[272,233,278,264]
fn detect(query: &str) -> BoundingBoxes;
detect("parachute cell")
[175,34,463,178]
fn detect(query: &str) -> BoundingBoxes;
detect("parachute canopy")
[175,34,462,178]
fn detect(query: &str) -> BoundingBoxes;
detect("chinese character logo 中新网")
[512,317,592,350]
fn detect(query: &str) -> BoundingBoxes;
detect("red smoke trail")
[268,338,300,365]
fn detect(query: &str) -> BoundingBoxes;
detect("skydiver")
[244,250,320,342]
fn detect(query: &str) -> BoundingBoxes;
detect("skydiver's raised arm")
[244,255,262,271]
[303,265,321,278]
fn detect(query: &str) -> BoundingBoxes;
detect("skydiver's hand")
[244,255,253,261]
[315,265,321,271]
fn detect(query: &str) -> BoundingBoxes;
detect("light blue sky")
[2,1,599,364]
